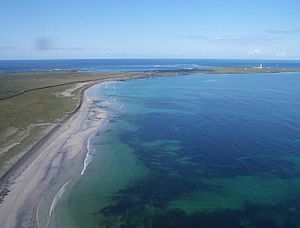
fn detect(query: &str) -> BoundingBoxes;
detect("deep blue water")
[60,72,300,227]
[1,59,300,73]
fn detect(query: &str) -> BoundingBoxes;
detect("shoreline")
[0,74,146,200]
[0,80,100,202]
[0,80,113,228]
[1,69,300,227]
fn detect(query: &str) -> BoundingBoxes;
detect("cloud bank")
[181,34,280,44]
[265,29,300,35]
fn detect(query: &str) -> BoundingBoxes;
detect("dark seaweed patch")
[121,112,300,179]
[101,200,300,227]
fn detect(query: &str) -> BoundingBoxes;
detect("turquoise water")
[58,73,300,227]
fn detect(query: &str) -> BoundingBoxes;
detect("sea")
[1,59,300,73]
[3,59,300,227]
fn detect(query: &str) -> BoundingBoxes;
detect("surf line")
[47,180,71,227]
[81,132,94,176]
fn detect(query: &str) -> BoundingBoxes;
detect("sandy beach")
[0,81,109,228]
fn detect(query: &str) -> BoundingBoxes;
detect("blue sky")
[1,0,300,60]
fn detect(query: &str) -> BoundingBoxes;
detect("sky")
[0,0,300,60]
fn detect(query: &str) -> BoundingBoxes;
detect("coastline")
[1,68,300,227]
[0,81,111,228]
[0,71,176,228]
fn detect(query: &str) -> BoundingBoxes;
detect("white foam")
[47,180,71,226]
[81,133,94,175]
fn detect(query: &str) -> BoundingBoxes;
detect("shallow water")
[57,73,300,227]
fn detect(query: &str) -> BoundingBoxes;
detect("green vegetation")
[183,67,300,75]
[0,71,136,100]
[0,83,83,176]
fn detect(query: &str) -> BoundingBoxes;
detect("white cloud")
[275,51,288,58]
[265,29,300,35]
[181,34,280,44]
[248,48,262,56]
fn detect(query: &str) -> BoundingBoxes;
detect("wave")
[47,180,71,226]
[81,133,94,175]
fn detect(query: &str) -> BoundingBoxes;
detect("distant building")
[257,63,263,69]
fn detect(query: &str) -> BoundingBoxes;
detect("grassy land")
[206,67,300,74]
[0,83,85,176]
[171,67,300,75]
[0,71,136,100]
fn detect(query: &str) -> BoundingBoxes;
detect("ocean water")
[55,72,300,227]
[1,59,300,73]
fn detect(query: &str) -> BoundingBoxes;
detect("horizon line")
[1,58,300,61]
